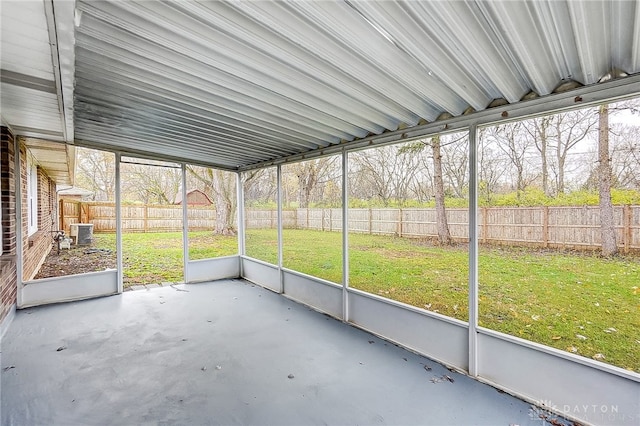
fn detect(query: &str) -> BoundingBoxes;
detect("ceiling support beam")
[239,73,640,172]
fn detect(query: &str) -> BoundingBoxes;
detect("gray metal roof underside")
[3,1,640,172]
[72,0,640,171]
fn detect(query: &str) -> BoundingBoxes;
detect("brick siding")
[1,127,59,324]
[1,127,17,323]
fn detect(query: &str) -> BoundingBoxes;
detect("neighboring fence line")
[254,206,640,253]
[59,201,221,233]
[59,200,640,252]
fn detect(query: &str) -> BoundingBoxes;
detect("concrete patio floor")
[2,279,568,425]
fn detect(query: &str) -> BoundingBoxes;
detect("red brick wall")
[0,127,59,324]
[1,127,17,323]
[22,149,55,281]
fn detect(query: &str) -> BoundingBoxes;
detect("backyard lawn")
[92,229,639,372]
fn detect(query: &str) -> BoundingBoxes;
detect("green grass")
[94,229,639,372]
[93,231,237,285]
[243,229,640,372]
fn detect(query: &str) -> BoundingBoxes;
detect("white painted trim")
[348,290,469,371]
[181,163,189,283]
[186,256,240,283]
[348,286,469,327]
[241,256,279,292]
[15,135,23,308]
[341,150,349,322]
[236,173,245,256]
[276,165,283,294]
[468,124,479,377]
[282,269,342,319]
[115,153,123,293]
[477,329,639,425]
[478,326,640,382]
[21,269,118,308]
[282,266,342,289]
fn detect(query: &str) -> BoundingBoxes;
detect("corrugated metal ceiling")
[0,0,75,184]
[3,1,640,172]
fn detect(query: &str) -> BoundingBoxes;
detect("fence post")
[397,208,403,237]
[329,208,332,232]
[368,208,373,234]
[306,208,309,229]
[144,205,149,232]
[59,199,65,231]
[623,204,631,254]
[321,208,325,231]
[543,206,549,248]
[481,207,487,244]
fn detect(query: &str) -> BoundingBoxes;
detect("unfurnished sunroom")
[1,1,639,425]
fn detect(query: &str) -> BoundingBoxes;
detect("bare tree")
[74,148,116,201]
[611,124,640,189]
[440,133,469,198]
[489,123,538,199]
[243,168,277,206]
[402,136,452,244]
[598,104,617,257]
[523,116,552,196]
[122,162,181,204]
[286,157,340,208]
[350,145,419,206]
[551,110,597,194]
[187,166,236,235]
[478,127,507,205]
[430,136,452,244]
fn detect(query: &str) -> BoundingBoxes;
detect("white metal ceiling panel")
[0,0,75,184]
[3,0,638,171]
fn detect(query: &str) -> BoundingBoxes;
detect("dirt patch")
[34,245,116,279]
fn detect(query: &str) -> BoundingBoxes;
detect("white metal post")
[468,124,479,377]
[181,163,189,283]
[115,153,123,293]
[236,172,245,276]
[277,165,284,294]
[341,150,349,322]
[14,136,23,307]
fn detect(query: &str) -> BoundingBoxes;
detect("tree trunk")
[212,170,236,236]
[539,125,549,196]
[431,136,452,245]
[557,143,566,195]
[598,104,617,256]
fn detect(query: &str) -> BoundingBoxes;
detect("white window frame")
[27,154,38,236]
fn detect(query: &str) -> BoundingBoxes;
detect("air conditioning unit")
[70,223,94,245]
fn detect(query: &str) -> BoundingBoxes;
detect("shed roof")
[2,1,640,172]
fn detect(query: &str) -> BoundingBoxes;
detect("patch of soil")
[34,245,116,279]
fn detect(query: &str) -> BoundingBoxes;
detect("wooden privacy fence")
[246,206,640,253]
[60,200,640,252]
[59,201,223,233]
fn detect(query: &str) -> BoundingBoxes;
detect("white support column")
[236,172,245,276]
[115,153,123,293]
[181,163,189,283]
[277,165,284,294]
[341,150,349,322]
[468,124,479,377]
[14,136,23,308]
